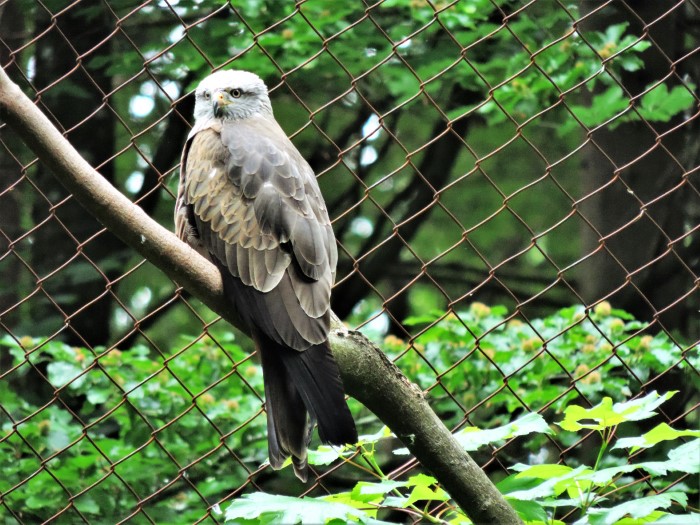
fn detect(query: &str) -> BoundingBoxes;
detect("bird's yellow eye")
[230,88,242,98]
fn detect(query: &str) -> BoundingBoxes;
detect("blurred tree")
[578,1,700,334]
[26,0,126,345]
[0,1,23,318]
[1,0,696,349]
[0,0,26,379]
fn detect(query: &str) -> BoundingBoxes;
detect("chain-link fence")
[1,1,698,523]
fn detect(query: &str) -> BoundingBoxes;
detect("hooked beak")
[213,90,232,118]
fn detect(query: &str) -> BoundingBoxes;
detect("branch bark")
[0,66,522,525]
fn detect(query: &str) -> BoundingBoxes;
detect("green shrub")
[1,304,697,523]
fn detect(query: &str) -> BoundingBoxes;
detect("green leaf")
[444,509,473,524]
[562,85,628,135]
[224,492,388,524]
[322,492,377,517]
[558,391,677,431]
[612,423,700,452]
[26,495,51,510]
[47,428,72,451]
[655,514,700,524]
[86,388,111,405]
[307,444,354,466]
[603,22,629,43]
[75,495,101,514]
[580,463,667,483]
[455,412,553,451]
[506,465,590,500]
[403,311,444,326]
[349,480,406,504]
[609,510,667,524]
[406,473,437,487]
[667,439,700,474]
[638,83,695,123]
[507,498,548,522]
[404,474,449,506]
[510,463,574,478]
[580,439,700,484]
[583,492,687,525]
[379,474,449,509]
[496,472,543,496]
[396,412,553,454]
[357,426,394,446]
[47,361,85,389]
[612,391,679,422]
[631,40,652,53]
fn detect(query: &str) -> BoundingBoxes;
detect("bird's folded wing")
[182,116,338,350]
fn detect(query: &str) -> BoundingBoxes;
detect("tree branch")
[133,79,195,214]
[333,84,482,318]
[0,66,522,525]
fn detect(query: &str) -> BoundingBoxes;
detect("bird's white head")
[193,69,273,123]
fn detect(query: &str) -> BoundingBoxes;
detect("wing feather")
[183,116,335,350]
[290,266,332,319]
[267,272,328,345]
[265,247,291,276]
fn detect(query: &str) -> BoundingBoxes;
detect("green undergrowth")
[0,304,697,524]
[224,391,699,524]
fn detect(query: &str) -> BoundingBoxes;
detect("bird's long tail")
[255,332,357,481]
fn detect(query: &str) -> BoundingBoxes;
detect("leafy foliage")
[224,492,393,525]
[1,305,697,523]
[3,1,698,523]
[223,390,698,524]
[391,302,698,428]
[0,333,269,523]
[8,0,697,347]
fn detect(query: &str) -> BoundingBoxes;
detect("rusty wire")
[1,0,698,523]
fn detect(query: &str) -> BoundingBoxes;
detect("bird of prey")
[175,69,357,481]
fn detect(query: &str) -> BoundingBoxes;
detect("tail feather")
[278,342,357,446]
[257,338,312,481]
[255,331,357,481]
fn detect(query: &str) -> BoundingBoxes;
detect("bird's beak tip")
[213,92,231,118]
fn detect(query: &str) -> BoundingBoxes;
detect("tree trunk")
[30,1,127,345]
[577,1,697,332]
[0,2,24,322]
[333,84,480,319]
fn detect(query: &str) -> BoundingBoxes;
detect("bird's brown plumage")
[175,70,356,481]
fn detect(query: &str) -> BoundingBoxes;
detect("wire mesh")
[1,0,698,523]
